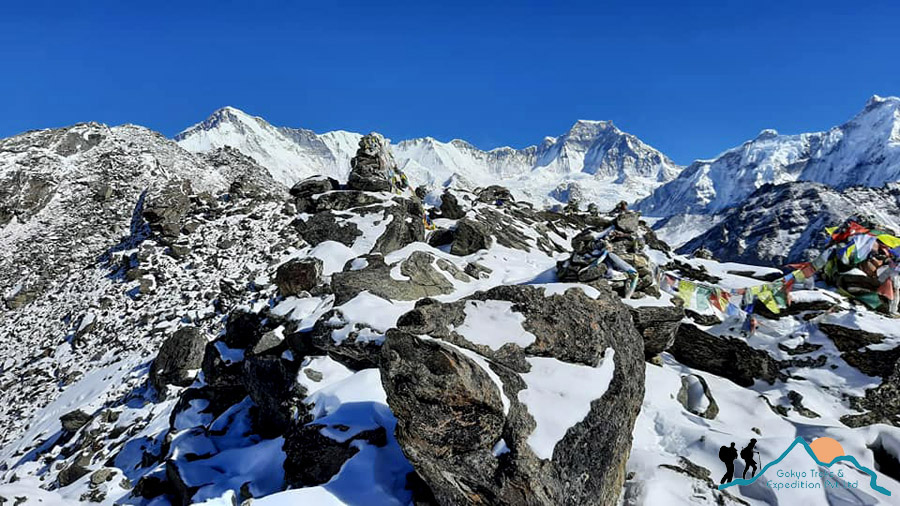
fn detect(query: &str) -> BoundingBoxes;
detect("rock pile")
[556,210,665,298]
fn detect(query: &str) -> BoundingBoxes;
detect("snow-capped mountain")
[175,106,361,186]
[677,181,900,266]
[175,108,682,209]
[638,95,900,216]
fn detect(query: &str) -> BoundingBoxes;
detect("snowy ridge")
[175,107,362,186]
[638,96,900,216]
[175,109,682,210]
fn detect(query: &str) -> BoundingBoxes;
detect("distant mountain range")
[174,107,682,209]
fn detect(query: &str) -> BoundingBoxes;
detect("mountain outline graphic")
[718,436,891,496]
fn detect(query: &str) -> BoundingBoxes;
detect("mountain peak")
[755,128,779,141]
[568,119,617,134]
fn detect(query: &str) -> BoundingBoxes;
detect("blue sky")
[1,1,898,164]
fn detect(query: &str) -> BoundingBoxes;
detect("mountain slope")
[174,108,682,209]
[677,181,900,266]
[638,95,900,216]
[174,107,361,185]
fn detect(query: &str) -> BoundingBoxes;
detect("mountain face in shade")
[677,181,900,266]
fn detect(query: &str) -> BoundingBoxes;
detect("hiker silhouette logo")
[716,436,892,497]
[718,439,758,484]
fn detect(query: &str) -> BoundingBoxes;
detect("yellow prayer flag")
[877,234,900,248]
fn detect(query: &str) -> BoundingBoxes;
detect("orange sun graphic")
[809,437,845,464]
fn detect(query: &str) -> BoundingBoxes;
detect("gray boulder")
[629,305,684,359]
[476,185,514,204]
[289,175,339,198]
[60,409,92,433]
[274,257,324,297]
[439,190,466,219]
[381,284,645,505]
[331,251,463,304]
[150,327,207,393]
[450,219,492,256]
[669,324,785,387]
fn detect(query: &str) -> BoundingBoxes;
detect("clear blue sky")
[1,1,898,164]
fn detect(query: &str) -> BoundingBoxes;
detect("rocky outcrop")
[439,190,466,219]
[143,181,193,242]
[331,251,467,305]
[274,257,324,297]
[819,321,900,427]
[629,305,684,359]
[669,324,785,387]
[820,322,900,378]
[380,284,645,505]
[150,327,207,393]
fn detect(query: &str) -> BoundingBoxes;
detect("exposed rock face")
[274,257,324,297]
[449,218,492,256]
[150,327,207,393]
[629,305,684,359]
[818,321,900,427]
[439,190,466,219]
[380,284,645,505]
[669,324,785,387]
[820,322,900,378]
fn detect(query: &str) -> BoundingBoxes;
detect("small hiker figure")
[741,438,758,479]
[719,442,738,484]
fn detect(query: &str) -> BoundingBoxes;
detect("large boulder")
[450,218,492,256]
[380,284,645,505]
[669,324,785,387]
[240,356,304,436]
[150,327,207,393]
[629,305,684,359]
[331,251,467,304]
[274,257,324,297]
[439,190,466,219]
[289,175,339,199]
